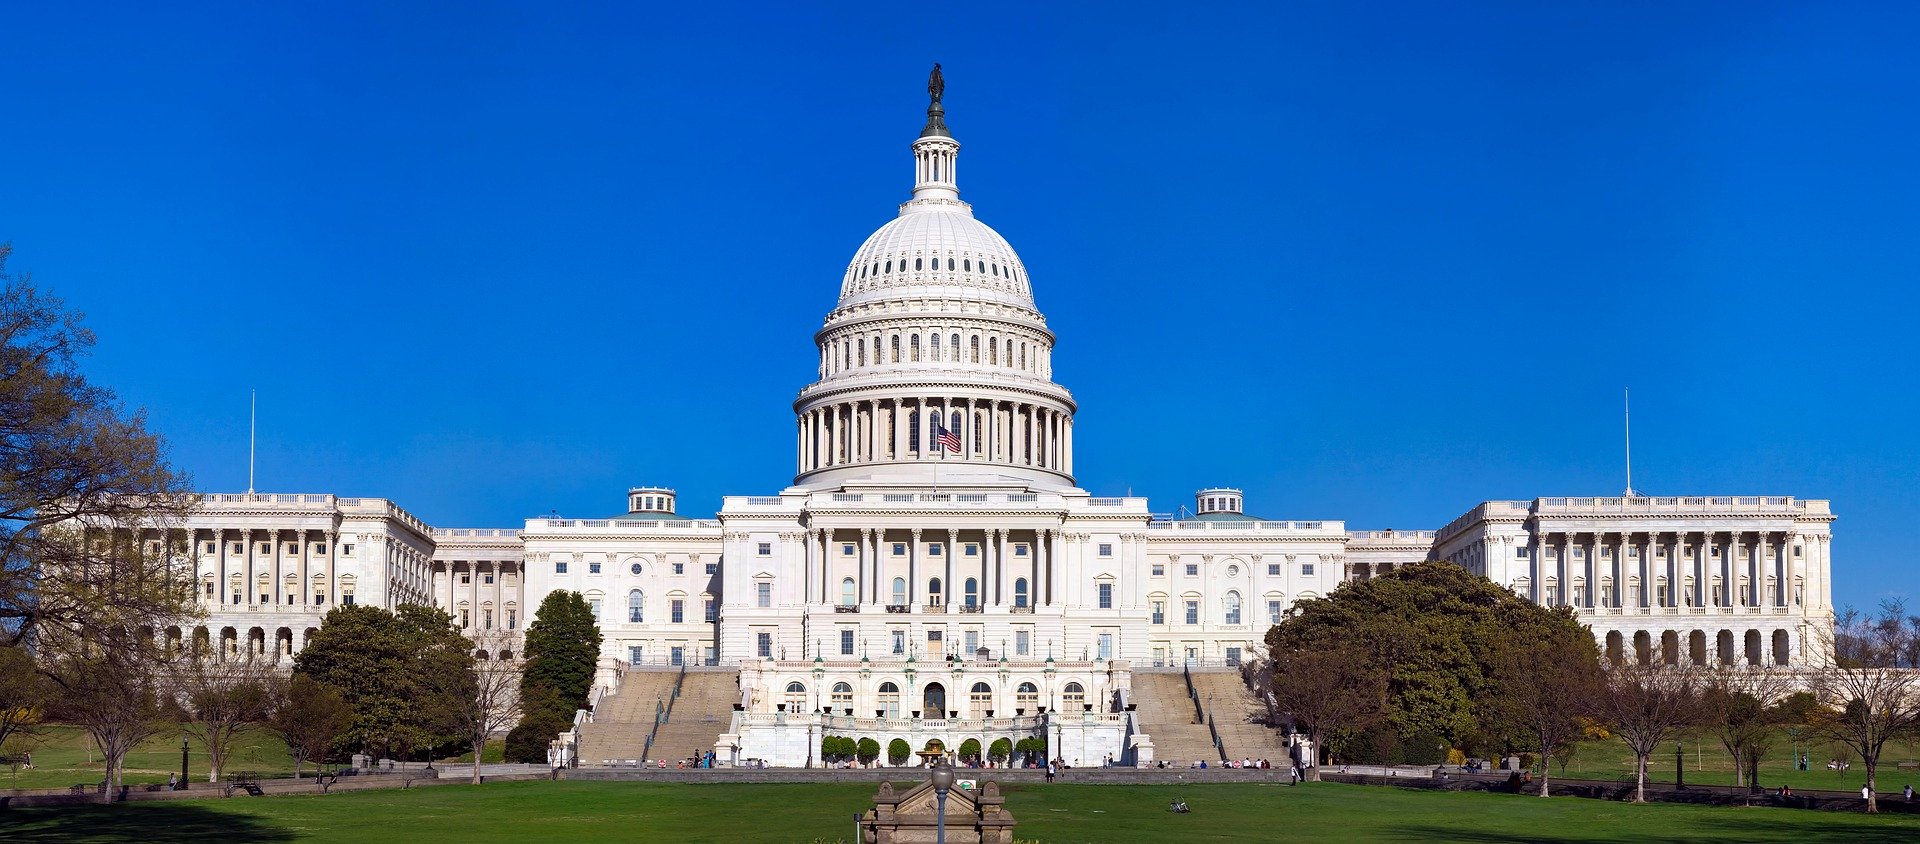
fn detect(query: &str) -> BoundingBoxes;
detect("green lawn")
[1541,729,1920,792]
[4,780,1918,843]
[2,725,297,791]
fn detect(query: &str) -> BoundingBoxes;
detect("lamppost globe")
[930,759,955,793]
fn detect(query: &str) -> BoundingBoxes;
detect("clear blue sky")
[3,3,1915,611]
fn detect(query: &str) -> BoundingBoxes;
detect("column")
[945,529,958,607]
[1035,529,1048,607]
[908,529,922,607]
[804,529,818,605]
[1063,416,1073,475]
[244,529,257,606]
[994,529,1008,605]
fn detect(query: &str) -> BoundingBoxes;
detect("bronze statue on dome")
[928,63,945,105]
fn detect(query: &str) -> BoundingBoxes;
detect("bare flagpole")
[1623,389,1636,497]
[247,389,257,495]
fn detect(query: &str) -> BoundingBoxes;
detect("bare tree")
[46,642,170,802]
[1597,651,1700,803]
[1701,663,1796,788]
[0,645,47,751]
[1485,625,1604,797]
[1810,606,1920,813]
[169,653,271,783]
[1265,636,1387,780]
[452,634,523,784]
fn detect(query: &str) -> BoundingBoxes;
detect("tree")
[1262,634,1387,780]
[169,654,271,783]
[0,645,47,751]
[821,735,855,765]
[888,737,912,766]
[1,246,199,651]
[988,737,1012,767]
[45,648,167,801]
[520,592,602,715]
[958,737,982,763]
[265,674,352,779]
[1482,608,1604,797]
[1014,736,1045,766]
[1810,605,1920,813]
[452,634,524,784]
[293,603,474,760]
[1701,665,1795,788]
[857,737,880,767]
[1596,653,1699,803]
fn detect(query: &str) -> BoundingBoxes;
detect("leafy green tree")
[988,737,1012,766]
[504,704,570,764]
[521,592,603,714]
[293,603,475,759]
[821,735,856,764]
[888,738,912,766]
[958,737,982,762]
[1482,609,1603,796]
[1014,736,1045,766]
[265,674,353,779]
[857,737,880,766]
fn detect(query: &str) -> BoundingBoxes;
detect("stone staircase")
[1131,671,1221,765]
[646,670,740,765]
[1189,669,1291,763]
[579,670,680,764]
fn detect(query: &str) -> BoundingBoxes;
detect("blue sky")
[3,3,1915,611]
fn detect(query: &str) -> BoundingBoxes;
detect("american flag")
[935,424,961,453]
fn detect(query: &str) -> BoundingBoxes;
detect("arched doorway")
[923,682,946,718]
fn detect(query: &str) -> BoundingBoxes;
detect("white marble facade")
[163,79,1838,766]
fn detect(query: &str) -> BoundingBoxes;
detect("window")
[758,543,772,555]
[1151,601,1165,624]
[891,629,905,655]
[673,563,684,575]
[705,562,718,575]
[929,543,943,556]
[1097,582,1112,609]
[756,582,772,608]
[928,577,943,604]
[1098,543,1113,557]
[589,561,602,575]
[1098,633,1113,660]
[1014,545,1028,557]
[841,629,855,655]
[671,599,684,623]
[1226,565,1239,578]
[1017,682,1037,711]
[756,632,772,658]
[484,572,495,584]
[630,562,643,575]
[556,561,569,574]
[843,543,855,556]
[892,543,907,556]
[1301,562,1316,576]
[460,572,472,585]
[460,609,471,628]
[841,578,857,606]
[785,682,807,712]
[879,682,900,718]
[204,582,215,597]
[964,578,979,607]
[1227,646,1243,666]
[629,646,644,664]
[1014,578,1029,608]
[1268,600,1283,623]
[671,646,685,666]
[1185,563,1198,577]
[965,544,978,556]
[1063,682,1085,711]
[703,598,716,622]
[343,593,355,605]
[892,577,907,606]
[628,590,644,623]
[965,629,979,655]
[1152,564,1165,577]
[507,609,517,629]
[832,682,853,710]
[1185,600,1199,625]
[1016,630,1030,656]
[970,682,992,713]
[588,599,602,620]
[1267,563,1281,576]
[1224,592,1242,624]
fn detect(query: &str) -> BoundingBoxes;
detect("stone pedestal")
[862,779,1016,844]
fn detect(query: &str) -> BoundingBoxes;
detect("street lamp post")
[1674,742,1684,790]
[180,737,189,790]
[930,757,956,844]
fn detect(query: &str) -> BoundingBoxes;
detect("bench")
[224,771,264,797]
[1895,760,1920,771]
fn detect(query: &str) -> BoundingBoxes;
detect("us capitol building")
[166,72,1837,767]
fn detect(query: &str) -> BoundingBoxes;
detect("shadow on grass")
[0,802,295,843]
[1390,815,1920,844]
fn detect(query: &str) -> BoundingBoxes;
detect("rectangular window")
[1098,633,1113,660]
[1302,563,1315,576]
[484,572,495,584]
[1574,547,1585,558]
[841,629,855,656]
[1014,545,1028,557]
[589,561,602,574]
[671,599,684,623]
[1098,543,1113,557]
[673,563,685,575]
[628,645,644,664]
[483,609,493,629]
[342,544,355,556]
[508,610,517,630]
[965,544,978,556]
[891,630,906,655]
[1151,601,1165,624]
[1185,601,1199,625]
[1185,564,1198,577]
[1226,646,1242,666]
[1516,546,1528,558]
[1268,600,1283,623]
[1268,563,1281,576]
[1016,630,1030,656]
[461,572,472,584]
[843,544,855,556]
[204,583,215,597]
[756,632,772,658]
[1152,564,1165,577]
[343,593,355,606]
[705,563,718,575]
[1097,582,1113,609]
[929,543,943,556]
[756,582,771,608]
[588,599,601,620]
[704,599,717,622]
[671,646,685,666]
[965,630,979,655]
[758,543,772,555]
[892,543,907,556]
[203,542,215,554]
[556,561,569,574]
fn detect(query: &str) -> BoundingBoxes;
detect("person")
[1045,760,1056,783]
[168,772,177,790]
[1906,784,1914,801]
[1288,764,1299,786]
[1862,784,1872,801]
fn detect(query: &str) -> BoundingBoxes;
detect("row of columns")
[199,527,343,607]
[818,326,1049,381]
[798,397,1071,476]
[799,527,1065,609]
[1603,628,1798,667]
[1518,531,1821,611]
[437,560,520,632]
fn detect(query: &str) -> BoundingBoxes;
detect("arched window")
[970,335,980,363]
[892,577,906,607]
[1013,578,1029,608]
[878,682,901,718]
[840,578,856,607]
[910,334,921,361]
[963,259,971,272]
[950,333,959,361]
[1063,682,1086,711]
[857,339,866,366]
[970,682,993,714]
[885,260,892,273]
[628,589,643,623]
[964,577,979,608]
[831,682,853,710]
[891,336,901,363]
[1224,591,1241,625]
[947,258,955,271]
[1016,682,1038,711]
[928,577,943,605]
[908,410,920,452]
[991,263,999,277]
[785,682,807,712]
[988,337,998,365]
[914,258,923,271]
[931,333,941,360]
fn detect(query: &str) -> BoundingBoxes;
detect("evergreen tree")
[503,592,602,763]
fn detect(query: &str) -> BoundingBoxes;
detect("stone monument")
[861,777,1016,844]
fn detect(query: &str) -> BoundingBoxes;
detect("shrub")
[958,738,982,761]
[503,707,570,764]
[888,738,912,766]
[988,738,1012,763]
[857,737,880,765]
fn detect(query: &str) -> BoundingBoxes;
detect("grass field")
[3,780,1919,843]
[1,726,500,791]
[1530,729,1920,792]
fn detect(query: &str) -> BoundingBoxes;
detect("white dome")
[836,206,1034,311]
